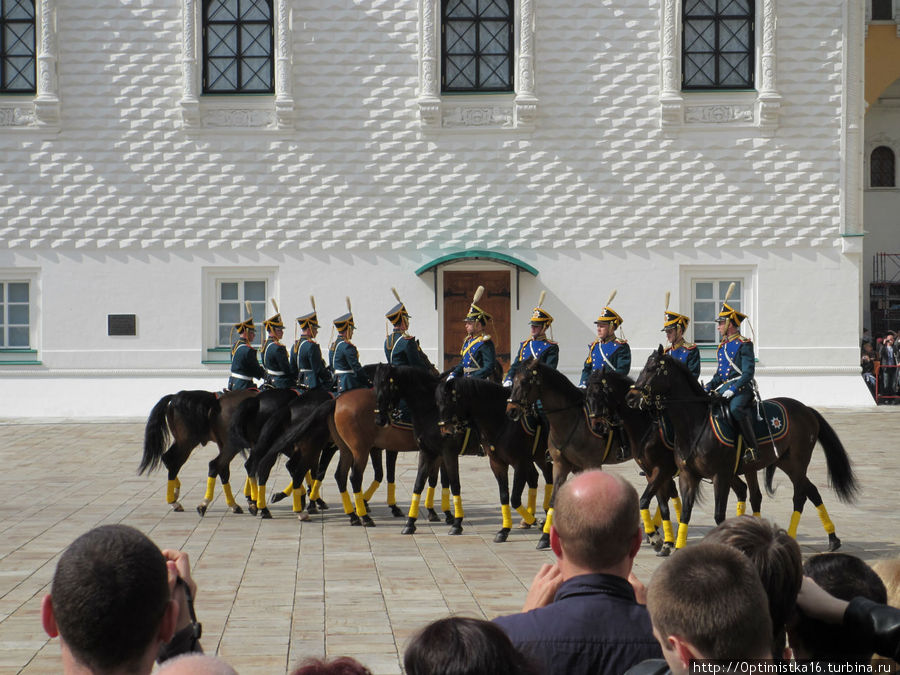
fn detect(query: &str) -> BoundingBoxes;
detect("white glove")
[578,383,586,389]
[502,379,512,388]
[446,373,456,381]
[721,389,734,400]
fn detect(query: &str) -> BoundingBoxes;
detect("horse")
[141,388,257,514]
[506,359,642,550]
[628,346,858,551]
[434,375,553,543]
[584,368,686,556]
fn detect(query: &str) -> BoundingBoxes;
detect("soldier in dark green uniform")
[291,298,332,391]
[262,312,296,389]
[330,303,371,395]
[228,318,265,390]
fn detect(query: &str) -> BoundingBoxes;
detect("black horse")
[628,346,858,551]
[434,375,552,543]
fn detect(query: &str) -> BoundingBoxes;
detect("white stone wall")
[0,0,873,415]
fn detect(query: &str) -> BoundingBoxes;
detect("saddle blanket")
[709,399,790,447]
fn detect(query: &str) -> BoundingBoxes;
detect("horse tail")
[270,398,336,458]
[141,394,174,474]
[764,464,777,497]
[229,396,261,451]
[811,407,858,504]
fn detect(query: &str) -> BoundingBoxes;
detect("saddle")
[709,399,790,448]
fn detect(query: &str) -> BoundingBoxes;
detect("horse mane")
[659,352,707,398]
[587,367,635,391]
[452,376,508,408]
[530,359,584,403]
[377,364,440,397]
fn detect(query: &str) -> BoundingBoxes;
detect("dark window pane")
[8,282,28,302]
[203,0,272,94]
[442,0,512,92]
[872,146,896,187]
[873,0,893,20]
[8,326,28,346]
[683,0,753,89]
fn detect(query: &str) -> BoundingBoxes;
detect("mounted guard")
[580,289,631,385]
[261,300,297,389]
[661,293,700,378]
[329,297,371,395]
[291,296,332,391]
[703,287,759,464]
[228,304,265,390]
[503,291,559,387]
[447,285,497,381]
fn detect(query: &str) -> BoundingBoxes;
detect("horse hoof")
[271,491,288,504]
[260,508,272,519]
[536,533,550,550]
[657,543,673,557]
[426,508,439,522]
[307,503,319,515]
[494,528,510,543]
[828,533,841,552]
[362,515,376,527]
[518,519,534,529]
[171,502,184,512]
[297,510,311,522]
[316,498,329,510]
[390,504,404,518]
[401,519,417,535]
[231,504,243,514]
[647,531,663,552]
[349,514,361,526]
[449,525,463,535]
[196,503,207,517]
[444,510,454,525]
[248,504,258,517]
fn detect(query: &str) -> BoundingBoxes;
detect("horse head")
[372,363,399,427]
[585,369,617,435]
[506,358,540,422]
[628,345,672,412]
[435,378,466,435]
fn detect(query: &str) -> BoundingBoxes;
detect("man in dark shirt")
[493,470,661,675]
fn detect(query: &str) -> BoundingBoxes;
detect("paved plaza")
[0,407,898,674]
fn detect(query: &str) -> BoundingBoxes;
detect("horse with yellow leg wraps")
[628,346,857,551]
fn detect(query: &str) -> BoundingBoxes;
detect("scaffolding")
[871,253,900,335]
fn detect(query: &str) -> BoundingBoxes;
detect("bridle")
[436,382,468,434]
[586,376,618,432]
[506,367,541,417]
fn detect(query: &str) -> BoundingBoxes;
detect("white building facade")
[0,0,871,418]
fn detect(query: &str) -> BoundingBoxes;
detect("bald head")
[553,470,640,570]
[157,654,238,675]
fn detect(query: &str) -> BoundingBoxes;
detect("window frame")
[0,0,36,94]
[0,269,40,365]
[202,267,275,364]
[680,266,755,361]
[870,145,897,189]
[441,0,515,94]
[681,0,755,91]
[202,0,275,95]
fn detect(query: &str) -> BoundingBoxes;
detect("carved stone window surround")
[417,0,537,131]
[659,0,780,133]
[0,0,59,133]
[179,0,295,131]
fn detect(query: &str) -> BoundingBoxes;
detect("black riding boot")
[738,413,759,464]
[614,426,630,462]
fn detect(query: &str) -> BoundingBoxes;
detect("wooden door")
[443,270,511,374]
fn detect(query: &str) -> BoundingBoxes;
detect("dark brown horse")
[141,389,258,514]
[506,359,638,549]
[628,346,858,551]
[434,374,552,543]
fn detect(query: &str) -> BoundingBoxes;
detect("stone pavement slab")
[0,407,897,674]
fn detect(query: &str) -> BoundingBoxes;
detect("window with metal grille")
[692,279,743,344]
[0,0,35,93]
[872,0,893,21]
[683,0,754,90]
[217,279,266,347]
[872,146,896,188]
[203,0,274,94]
[442,0,513,93]
[0,281,30,348]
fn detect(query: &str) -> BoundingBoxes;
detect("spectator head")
[703,516,802,657]
[291,656,372,675]
[871,558,900,608]
[41,524,177,675]
[404,616,536,675]
[550,469,641,577]
[158,654,238,675]
[789,553,888,663]
[647,543,773,674]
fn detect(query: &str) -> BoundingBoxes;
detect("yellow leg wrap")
[652,507,663,528]
[753,511,761,518]
[662,519,675,544]
[543,484,553,512]
[515,504,536,525]
[453,494,464,519]
[542,508,554,535]
[641,508,655,535]
[282,481,294,496]
[249,478,259,502]
[501,504,512,529]
[527,487,537,515]
[736,501,746,516]
[408,493,421,519]
[166,479,178,504]
[340,491,354,514]
[442,488,451,513]
[243,476,252,497]
[204,476,216,502]
[292,488,305,512]
[787,510,802,538]
[175,477,181,490]
[673,496,683,523]
[424,486,436,509]
[305,470,313,489]
[256,485,267,510]
[387,482,397,506]
[222,483,236,506]
[309,479,322,502]
[816,503,836,535]
[363,480,380,503]
[675,522,689,549]
[354,492,368,517]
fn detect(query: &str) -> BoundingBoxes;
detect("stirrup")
[743,446,758,464]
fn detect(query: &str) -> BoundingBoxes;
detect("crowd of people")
[43,475,900,674]
[861,328,900,403]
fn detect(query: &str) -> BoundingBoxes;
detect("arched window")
[872,0,893,21]
[202,0,274,94]
[442,0,514,93]
[871,146,896,188]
